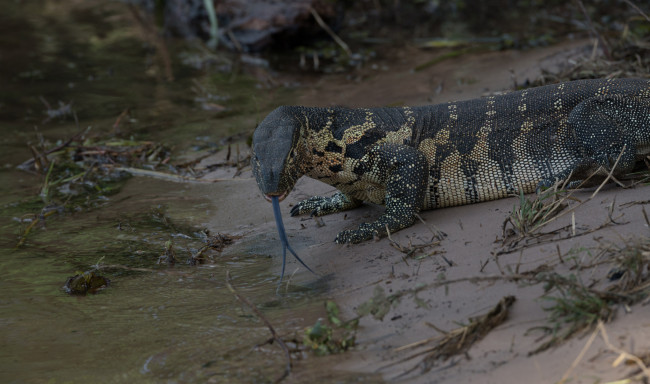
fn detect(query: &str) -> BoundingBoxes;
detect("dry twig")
[225,270,292,383]
[309,6,352,56]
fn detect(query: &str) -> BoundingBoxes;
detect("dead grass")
[357,232,650,370]
[532,10,650,85]
[502,186,570,241]
[499,145,639,256]
[385,296,516,377]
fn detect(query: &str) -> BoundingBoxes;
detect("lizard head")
[252,106,305,202]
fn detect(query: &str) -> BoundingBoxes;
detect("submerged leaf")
[326,300,342,327]
[356,285,394,321]
[64,270,110,295]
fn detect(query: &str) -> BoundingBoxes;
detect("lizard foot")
[334,214,414,244]
[291,195,330,217]
[335,223,379,244]
[291,192,362,217]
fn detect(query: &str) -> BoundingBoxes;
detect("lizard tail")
[271,196,316,286]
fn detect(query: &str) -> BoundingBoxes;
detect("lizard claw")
[290,204,302,217]
[291,195,327,216]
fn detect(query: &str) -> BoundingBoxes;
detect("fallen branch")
[225,270,292,383]
[309,6,351,56]
[109,166,238,183]
[17,126,91,171]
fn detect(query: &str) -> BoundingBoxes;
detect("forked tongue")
[271,196,316,285]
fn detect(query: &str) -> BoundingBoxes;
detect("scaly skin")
[252,78,650,244]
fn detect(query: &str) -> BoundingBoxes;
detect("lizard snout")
[264,191,288,202]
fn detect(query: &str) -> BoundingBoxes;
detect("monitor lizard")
[252,78,650,252]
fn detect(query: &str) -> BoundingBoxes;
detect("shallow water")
[0,2,368,383]
[0,166,334,383]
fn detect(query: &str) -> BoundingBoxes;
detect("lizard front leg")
[291,191,363,217]
[335,143,429,244]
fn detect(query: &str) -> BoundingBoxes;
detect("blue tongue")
[271,196,316,284]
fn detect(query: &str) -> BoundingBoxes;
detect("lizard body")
[252,78,650,244]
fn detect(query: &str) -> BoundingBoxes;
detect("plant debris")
[531,7,650,85]
[387,296,515,376]
[158,239,178,265]
[14,126,178,246]
[64,270,111,295]
[203,231,240,252]
[498,153,633,256]
[527,236,650,354]
[190,230,241,265]
[303,300,358,356]
[39,96,75,124]
[356,285,397,321]
[529,273,617,354]
[502,188,569,241]
[386,229,443,261]
[364,230,650,359]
